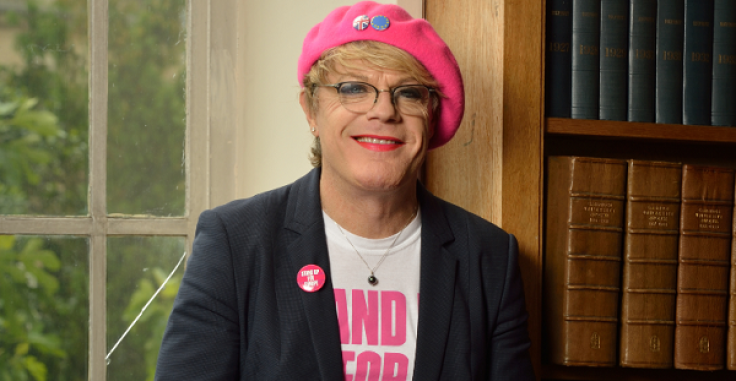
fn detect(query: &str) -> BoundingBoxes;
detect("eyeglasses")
[312,81,435,116]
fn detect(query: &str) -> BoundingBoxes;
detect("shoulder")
[188,183,294,265]
[207,182,292,226]
[200,168,320,237]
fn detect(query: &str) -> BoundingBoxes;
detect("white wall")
[236,0,421,198]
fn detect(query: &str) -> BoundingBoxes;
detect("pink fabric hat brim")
[297,1,465,149]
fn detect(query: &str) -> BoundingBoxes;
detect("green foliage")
[0,236,70,381]
[121,267,182,381]
[0,95,61,213]
[106,237,184,381]
[1,0,187,380]
[107,0,186,216]
[0,0,88,216]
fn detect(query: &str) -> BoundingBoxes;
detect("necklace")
[334,208,418,286]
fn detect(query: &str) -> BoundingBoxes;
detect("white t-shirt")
[323,210,422,381]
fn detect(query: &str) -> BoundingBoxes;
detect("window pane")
[0,1,89,215]
[0,235,89,381]
[106,236,185,381]
[107,0,187,216]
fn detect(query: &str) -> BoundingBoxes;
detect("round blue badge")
[370,15,390,31]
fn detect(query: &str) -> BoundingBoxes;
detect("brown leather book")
[620,160,682,369]
[544,156,627,367]
[729,178,736,371]
[674,164,735,371]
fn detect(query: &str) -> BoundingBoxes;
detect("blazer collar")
[413,184,457,380]
[283,168,458,380]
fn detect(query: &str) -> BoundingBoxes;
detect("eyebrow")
[336,73,416,87]
[337,73,369,81]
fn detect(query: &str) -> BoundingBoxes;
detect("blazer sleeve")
[155,209,241,380]
[488,234,535,380]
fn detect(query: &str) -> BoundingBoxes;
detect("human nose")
[367,90,400,121]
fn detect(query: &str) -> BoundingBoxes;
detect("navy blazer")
[155,168,534,380]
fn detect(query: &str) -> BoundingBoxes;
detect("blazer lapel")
[283,168,344,381]
[413,185,457,380]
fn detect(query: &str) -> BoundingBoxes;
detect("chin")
[354,168,416,193]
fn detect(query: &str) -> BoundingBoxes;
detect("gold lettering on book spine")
[605,47,627,58]
[636,49,655,60]
[579,45,599,56]
[663,50,682,61]
[591,332,601,349]
[664,19,683,25]
[719,55,736,65]
[695,207,723,230]
[691,52,711,63]
[584,201,616,224]
[699,336,710,354]
[548,42,570,52]
[650,336,661,352]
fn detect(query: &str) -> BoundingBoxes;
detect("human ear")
[299,90,318,137]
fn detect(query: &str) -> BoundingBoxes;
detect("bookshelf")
[423,0,736,380]
[544,363,733,381]
[547,117,736,144]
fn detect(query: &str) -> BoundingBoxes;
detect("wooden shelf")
[543,364,734,381]
[546,117,736,144]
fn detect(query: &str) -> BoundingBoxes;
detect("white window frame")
[0,1,213,379]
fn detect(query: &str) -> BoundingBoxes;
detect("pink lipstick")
[353,135,404,152]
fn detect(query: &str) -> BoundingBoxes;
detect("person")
[155,2,534,380]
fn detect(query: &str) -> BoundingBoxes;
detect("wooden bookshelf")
[547,117,736,144]
[424,0,736,380]
[544,364,734,381]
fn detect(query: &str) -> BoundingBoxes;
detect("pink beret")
[298,1,465,149]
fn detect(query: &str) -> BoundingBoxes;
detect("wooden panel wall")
[425,0,544,377]
[425,0,504,223]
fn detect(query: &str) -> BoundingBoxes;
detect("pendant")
[368,275,378,286]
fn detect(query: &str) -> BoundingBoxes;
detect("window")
[0,1,201,379]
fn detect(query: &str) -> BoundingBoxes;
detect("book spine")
[683,0,715,126]
[572,0,602,119]
[656,0,685,124]
[711,0,736,126]
[729,180,736,370]
[545,156,627,367]
[627,0,656,122]
[674,165,735,371]
[546,0,573,118]
[600,0,629,120]
[619,160,681,369]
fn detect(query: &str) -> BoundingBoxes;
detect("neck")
[320,174,419,239]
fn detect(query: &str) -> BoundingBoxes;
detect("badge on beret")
[370,15,390,31]
[353,15,370,31]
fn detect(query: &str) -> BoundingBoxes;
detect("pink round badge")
[296,264,326,292]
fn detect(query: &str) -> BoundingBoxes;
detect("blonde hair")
[301,40,441,167]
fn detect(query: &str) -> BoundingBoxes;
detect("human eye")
[394,86,427,102]
[338,82,371,97]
